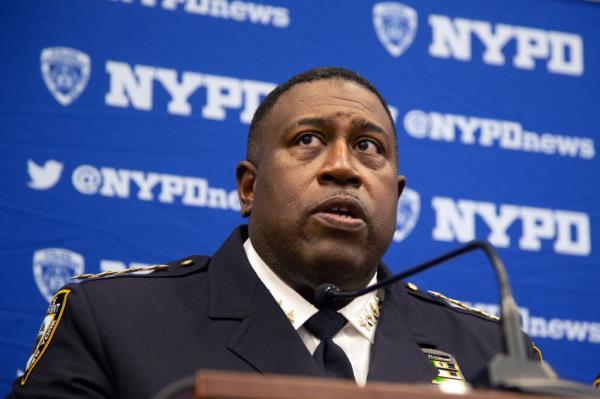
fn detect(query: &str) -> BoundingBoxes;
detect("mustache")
[319,190,362,203]
[310,190,368,217]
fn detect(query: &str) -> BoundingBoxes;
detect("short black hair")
[247,66,397,164]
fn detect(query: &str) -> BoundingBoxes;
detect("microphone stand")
[316,241,600,397]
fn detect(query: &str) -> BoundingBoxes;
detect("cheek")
[254,169,310,215]
[372,177,400,222]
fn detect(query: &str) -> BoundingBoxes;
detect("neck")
[247,229,379,309]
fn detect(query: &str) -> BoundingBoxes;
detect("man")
[9,67,536,398]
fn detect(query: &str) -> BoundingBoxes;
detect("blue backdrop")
[1,0,599,393]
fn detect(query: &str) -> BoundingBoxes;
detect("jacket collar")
[207,226,322,377]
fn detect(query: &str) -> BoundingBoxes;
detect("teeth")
[329,207,352,216]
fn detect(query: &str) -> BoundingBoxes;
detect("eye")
[355,138,381,154]
[295,133,323,147]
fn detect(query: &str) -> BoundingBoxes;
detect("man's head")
[236,67,405,304]
[247,67,398,165]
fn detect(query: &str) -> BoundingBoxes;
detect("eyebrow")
[286,117,333,133]
[351,119,387,136]
[285,116,389,136]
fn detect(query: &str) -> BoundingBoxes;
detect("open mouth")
[312,197,367,230]
[327,207,355,218]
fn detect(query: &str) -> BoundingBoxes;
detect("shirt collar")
[243,238,381,343]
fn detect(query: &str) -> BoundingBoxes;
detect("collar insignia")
[277,300,295,324]
[359,294,382,331]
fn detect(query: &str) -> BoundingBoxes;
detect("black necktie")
[304,309,355,380]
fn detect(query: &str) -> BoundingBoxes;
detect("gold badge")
[422,348,468,390]
[21,289,71,385]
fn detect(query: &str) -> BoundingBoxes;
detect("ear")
[236,160,258,217]
[397,175,406,198]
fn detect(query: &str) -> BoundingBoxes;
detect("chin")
[303,246,375,288]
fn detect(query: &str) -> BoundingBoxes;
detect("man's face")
[237,78,405,300]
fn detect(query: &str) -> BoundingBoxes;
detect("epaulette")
[72,264,170,280]
[405,282,500,322]
[427,290,500,321]
[406,283,545,361]
[72,256,203,280]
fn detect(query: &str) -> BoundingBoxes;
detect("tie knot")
[304,309,348,340]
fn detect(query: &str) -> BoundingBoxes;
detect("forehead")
[265,79,393,133]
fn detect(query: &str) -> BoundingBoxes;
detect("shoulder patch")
[72,263,170,280]
[427,290,500,321]
[21,289,71,385]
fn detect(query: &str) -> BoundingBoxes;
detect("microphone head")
[314,283,341,309]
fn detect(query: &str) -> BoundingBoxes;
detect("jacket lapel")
[227,287,322,377]
[208,227,321,377]
[207,229,438,382]
[368,270,438,383]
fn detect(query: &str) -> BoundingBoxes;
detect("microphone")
[315,241,600,397]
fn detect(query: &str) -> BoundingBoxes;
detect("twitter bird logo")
[27,159,64,190]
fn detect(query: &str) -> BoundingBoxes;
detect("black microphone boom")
[316,241,525,360]
[315,241,600,397]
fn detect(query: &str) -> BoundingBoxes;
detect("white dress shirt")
[243,239,382,386]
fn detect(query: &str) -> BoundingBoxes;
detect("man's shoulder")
[49,254,218,331]
[65,255,213,296]
[400,282,501,325]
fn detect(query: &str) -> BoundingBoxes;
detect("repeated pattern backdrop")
[1,0,599,393]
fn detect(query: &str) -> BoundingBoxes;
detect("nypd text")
[403,109,595,160]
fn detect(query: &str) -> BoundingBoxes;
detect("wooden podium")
[187,370,571,399]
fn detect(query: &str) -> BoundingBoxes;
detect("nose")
[317,140,361,188]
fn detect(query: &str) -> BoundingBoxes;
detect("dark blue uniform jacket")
[9,226,534,398]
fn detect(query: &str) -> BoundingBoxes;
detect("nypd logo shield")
[372,2,418,58]
[394,187,420,242]
[21,289,71,385]
[33,248,84,302]
[40,47,91,106]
